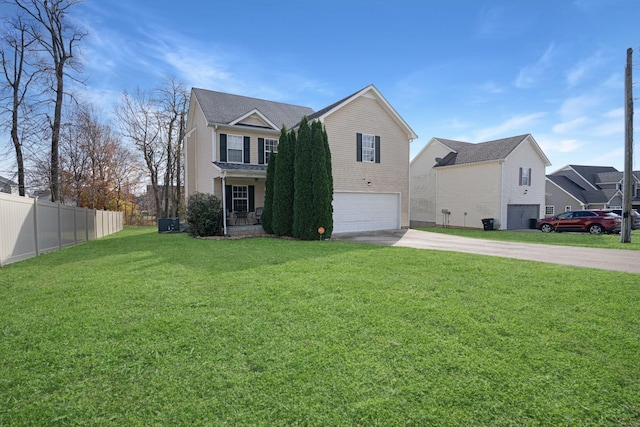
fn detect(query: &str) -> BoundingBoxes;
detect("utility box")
[158,218,180,233]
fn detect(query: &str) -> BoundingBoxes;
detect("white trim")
[316,85,418,141]
[230,108,278,130]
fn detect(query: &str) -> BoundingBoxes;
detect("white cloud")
[473,112,547,141]
[603,108,624,119]
[552,117,589,134]
[565,51,604,87]
[480,81,504,94]
[515,43,556,89]
[558,95,600,120]
[536,134,583,154]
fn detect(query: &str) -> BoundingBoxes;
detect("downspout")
[500,160,505,230]
[222,170,227,236]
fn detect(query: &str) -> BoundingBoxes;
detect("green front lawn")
[1,227,639,426]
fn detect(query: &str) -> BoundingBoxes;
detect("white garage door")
[333,192,400,233]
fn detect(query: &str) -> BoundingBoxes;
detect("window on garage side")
[519,167,531,186]
[545,205,554,216]
[356,133,380,163]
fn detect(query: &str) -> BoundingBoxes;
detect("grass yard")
[1,227,639,426]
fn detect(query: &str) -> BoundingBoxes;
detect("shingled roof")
[433,134,531,166]
[192,88,314,130]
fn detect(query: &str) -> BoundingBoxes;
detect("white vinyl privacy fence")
[0,192,123,266]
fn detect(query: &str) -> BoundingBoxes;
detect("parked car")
[537,210,622,235]
[606,209,640,229]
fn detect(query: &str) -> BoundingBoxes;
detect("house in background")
[184,84,418,233]
[544,165,640,216]
[410,134,551,230]
[0,175,19,195]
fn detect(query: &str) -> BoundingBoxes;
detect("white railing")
[0,192,123,266]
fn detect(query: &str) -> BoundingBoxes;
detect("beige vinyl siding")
[216,127,280,166]
[237,114,269,127]
[409,139,454,226]
[185,97,216,196]
[323,95,410,228]
[436,162,502,229]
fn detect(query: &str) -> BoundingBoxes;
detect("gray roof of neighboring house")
[595,171,623,183]
[547,175,588,203]
[547,165,640,205]
[192,88,314,130]
[433,134,530,166]
[0,175,17,186]
[566,165,619,185]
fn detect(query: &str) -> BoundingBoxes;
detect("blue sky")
[2,0,639,175]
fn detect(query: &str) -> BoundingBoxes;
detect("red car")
[537,210,621,235]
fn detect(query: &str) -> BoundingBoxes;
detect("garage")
[507,204,540,230]
[332,192,401,233]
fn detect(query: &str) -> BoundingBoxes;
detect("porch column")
[221,172,228,236]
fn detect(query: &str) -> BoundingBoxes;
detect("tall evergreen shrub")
[261,149,276,234]
[272,126,295,236]
[292,117,315,239]
[310,120,333,239]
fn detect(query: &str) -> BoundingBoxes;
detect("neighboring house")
[0,175,19,195]
[544,165,640,216]
[184,84,418,233]
[410,134,551,230]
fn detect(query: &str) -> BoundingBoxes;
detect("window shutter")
[249,185,255,212]
[375,136,381,164]
[356,133,362,162]
[519,167,523,186]
[220,134,227,162]
[258,138,265,164]
[243,136,251,163]
[225,185,232,211]
[528,168,532,186]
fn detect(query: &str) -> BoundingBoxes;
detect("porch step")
[227,225,268,238]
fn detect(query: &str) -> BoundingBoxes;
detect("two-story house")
[544,165,640,216]
[184,85,417,234]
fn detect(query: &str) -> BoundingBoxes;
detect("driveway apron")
[333,229,640,274]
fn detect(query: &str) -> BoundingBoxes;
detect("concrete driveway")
[333,229,640,274]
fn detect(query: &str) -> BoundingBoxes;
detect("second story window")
[227,134,244,163]
[519,167,531,186]
[362,134,375,162]
[356,133,380,163]
[265,138,278,164]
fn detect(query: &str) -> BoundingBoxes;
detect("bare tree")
[60,102,142,213]
[11,0,86,202]
[115,87,165,217]
[0,15,42,196]
[156,77,188,218]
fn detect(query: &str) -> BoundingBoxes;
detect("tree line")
[0,0,186,223]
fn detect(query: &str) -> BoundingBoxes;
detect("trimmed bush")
[186,192,222,237]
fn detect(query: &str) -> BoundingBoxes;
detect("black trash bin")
[529,218,538,229]
[481,218,494,231]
